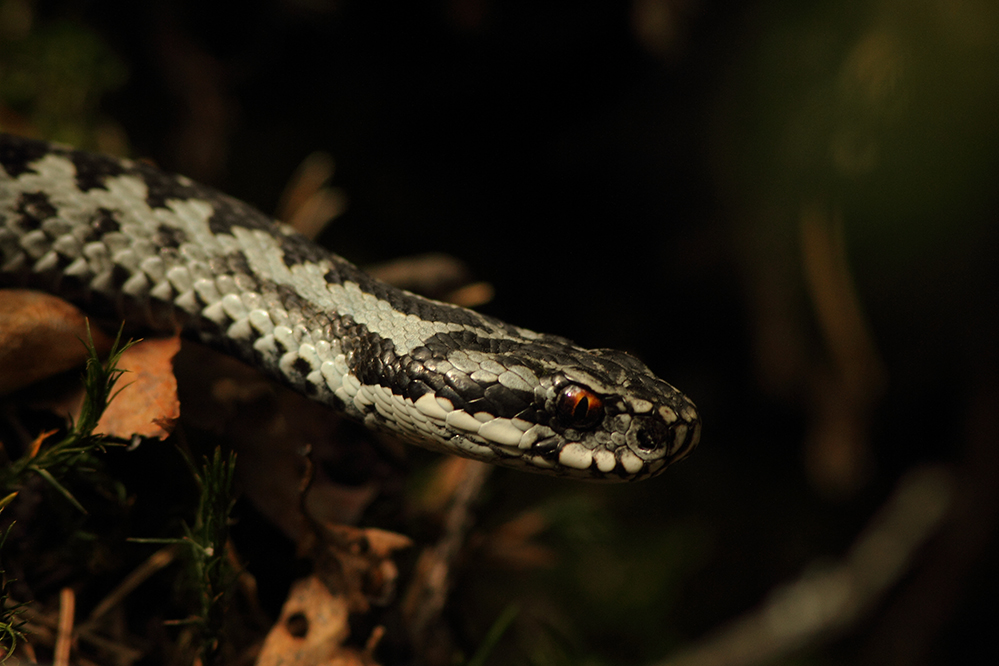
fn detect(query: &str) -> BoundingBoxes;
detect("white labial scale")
[445,410,481,433]
[619,450,643,475]
[670,425,688,456]
[558,443,593,471]
[477,419,524,447]
[593,449,616,473]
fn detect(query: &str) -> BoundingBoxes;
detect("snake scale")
[0,133,699,481]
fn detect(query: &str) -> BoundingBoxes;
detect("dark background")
[2,0,997,663]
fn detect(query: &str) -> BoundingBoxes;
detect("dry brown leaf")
[0,290,113,394]
[92,336,181,440]
[256,576,381,666]
[311,524,412,615]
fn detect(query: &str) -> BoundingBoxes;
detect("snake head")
[385,335,699,481]
[520,348,701,481]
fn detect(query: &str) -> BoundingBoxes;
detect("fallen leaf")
[92,336,181,440]
[311,524,412,615]
[256,576,380,666]
[0,290,112,394]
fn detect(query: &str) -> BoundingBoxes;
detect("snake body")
[0,133,699,481]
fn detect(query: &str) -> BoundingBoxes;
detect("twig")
[54,588,75,666]
[653,465,954,666]
[401,459,493,648]
[78,544,181,632]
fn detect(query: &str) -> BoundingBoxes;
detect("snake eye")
[556,384,604,429]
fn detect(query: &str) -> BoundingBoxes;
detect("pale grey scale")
[0,133,701,481]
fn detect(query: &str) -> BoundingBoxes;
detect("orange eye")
[556,384,604,429]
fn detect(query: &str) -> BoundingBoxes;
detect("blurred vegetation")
[1,0,997,664]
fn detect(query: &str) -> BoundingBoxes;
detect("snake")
[0,133,699,481]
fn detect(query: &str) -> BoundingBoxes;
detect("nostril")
[636,428,660,451]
